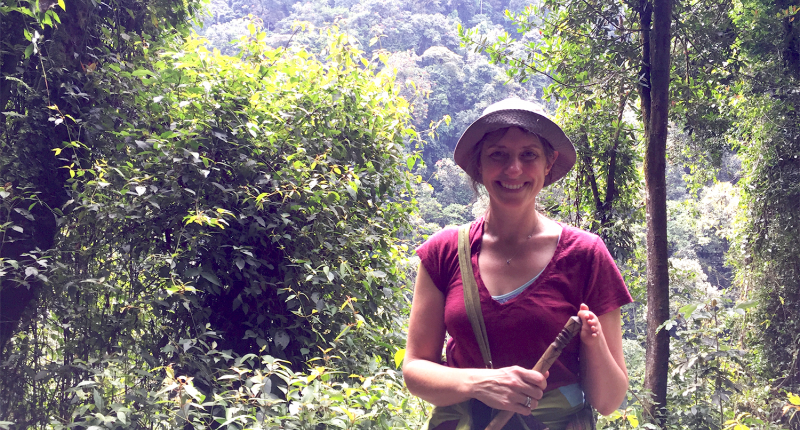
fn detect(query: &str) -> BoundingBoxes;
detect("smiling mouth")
[500,182,526,190]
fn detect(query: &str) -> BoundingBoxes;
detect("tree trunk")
[0,202,58,355]
[642,0,672,425]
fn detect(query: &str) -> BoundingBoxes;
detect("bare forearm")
[403,359,475,406]
[580,334,628,414]
[404,264,547,415]
[403,358,549,414]
[577,307,628,415]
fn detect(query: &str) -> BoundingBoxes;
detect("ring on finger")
[525,396,532,408]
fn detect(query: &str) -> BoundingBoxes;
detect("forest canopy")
[1,0,800,428]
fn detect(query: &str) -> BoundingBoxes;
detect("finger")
[579,309,597,325]
[497,395,534,415]
[515,394,537,415]
[517,370,548,389]
[521,385,545,401]
[585,316,601,337]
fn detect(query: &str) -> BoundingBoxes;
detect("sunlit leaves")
[393,348,405,369]
[63,28,420,377]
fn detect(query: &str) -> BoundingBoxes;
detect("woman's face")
[479,127,558,208]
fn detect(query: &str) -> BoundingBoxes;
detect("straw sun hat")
[453,98,577,187]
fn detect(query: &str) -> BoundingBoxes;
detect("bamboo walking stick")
[484,316,583,430]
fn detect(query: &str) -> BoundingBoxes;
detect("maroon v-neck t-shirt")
[416,218,633,392]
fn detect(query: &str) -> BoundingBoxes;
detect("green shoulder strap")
[458,223,493,369]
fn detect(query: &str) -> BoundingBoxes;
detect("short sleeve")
[582,235,633,316]
[415,227,460,294]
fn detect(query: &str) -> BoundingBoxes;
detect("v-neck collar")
[471,217,565,307]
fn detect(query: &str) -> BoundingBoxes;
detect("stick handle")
[484,316,582,430]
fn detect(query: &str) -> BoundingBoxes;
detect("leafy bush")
[46,345,428,430]
[1,28,424,427]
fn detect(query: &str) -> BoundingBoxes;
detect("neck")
[484,204,545,242]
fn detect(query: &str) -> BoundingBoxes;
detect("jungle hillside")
[1,0,799,428]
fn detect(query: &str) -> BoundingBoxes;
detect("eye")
[489,151,507,160]
[521,151,538,160]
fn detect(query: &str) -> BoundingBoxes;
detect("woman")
[403,98,632,430]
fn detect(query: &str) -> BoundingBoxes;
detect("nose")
[504,156,522,176]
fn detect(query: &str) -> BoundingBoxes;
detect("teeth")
[501,182,524,190]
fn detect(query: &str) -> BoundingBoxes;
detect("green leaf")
[734,300,758,310]
[183,383,205,402]
[393,348,405,369]
[678,304,699,318]
[200,271,221,286]
[334,325,350,341]
[93,389,104,412]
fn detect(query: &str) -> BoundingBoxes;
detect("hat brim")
[453,109,576,187]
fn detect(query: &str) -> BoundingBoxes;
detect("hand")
[468,366,549,415]
[578,303,604,344]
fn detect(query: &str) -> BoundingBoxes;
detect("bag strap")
[458,223,493,369]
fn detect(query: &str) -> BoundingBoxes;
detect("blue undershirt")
[491,270,544,303]
[491,230,562,304]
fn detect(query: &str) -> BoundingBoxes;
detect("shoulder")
[415,226,460,277]
[417,218,484,256]
[559,223,604,252]
[417,226,460,254]
[555,224,619,268]
[555,224,632,312]
[416,222,477,294]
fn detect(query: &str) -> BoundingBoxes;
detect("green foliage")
[461,0,799,426]
[601,295,776,430]
[10,323,427,430]
[411,158,475,232]
[667,182,739,289]
[200,0,546,166]
[727,0,800,403]
[731,85,800,391]
[461,0,645,260]
[1,29,425,426]
[1,0,204,420]
[3,0,800,427]
[543,104,643,261]
[429,158,472,208]
[103,28,416,363]
[662,298,759,430]
[50,348,427,430]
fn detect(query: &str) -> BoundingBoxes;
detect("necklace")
[485,214,541,265]
[505,232,535,265]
